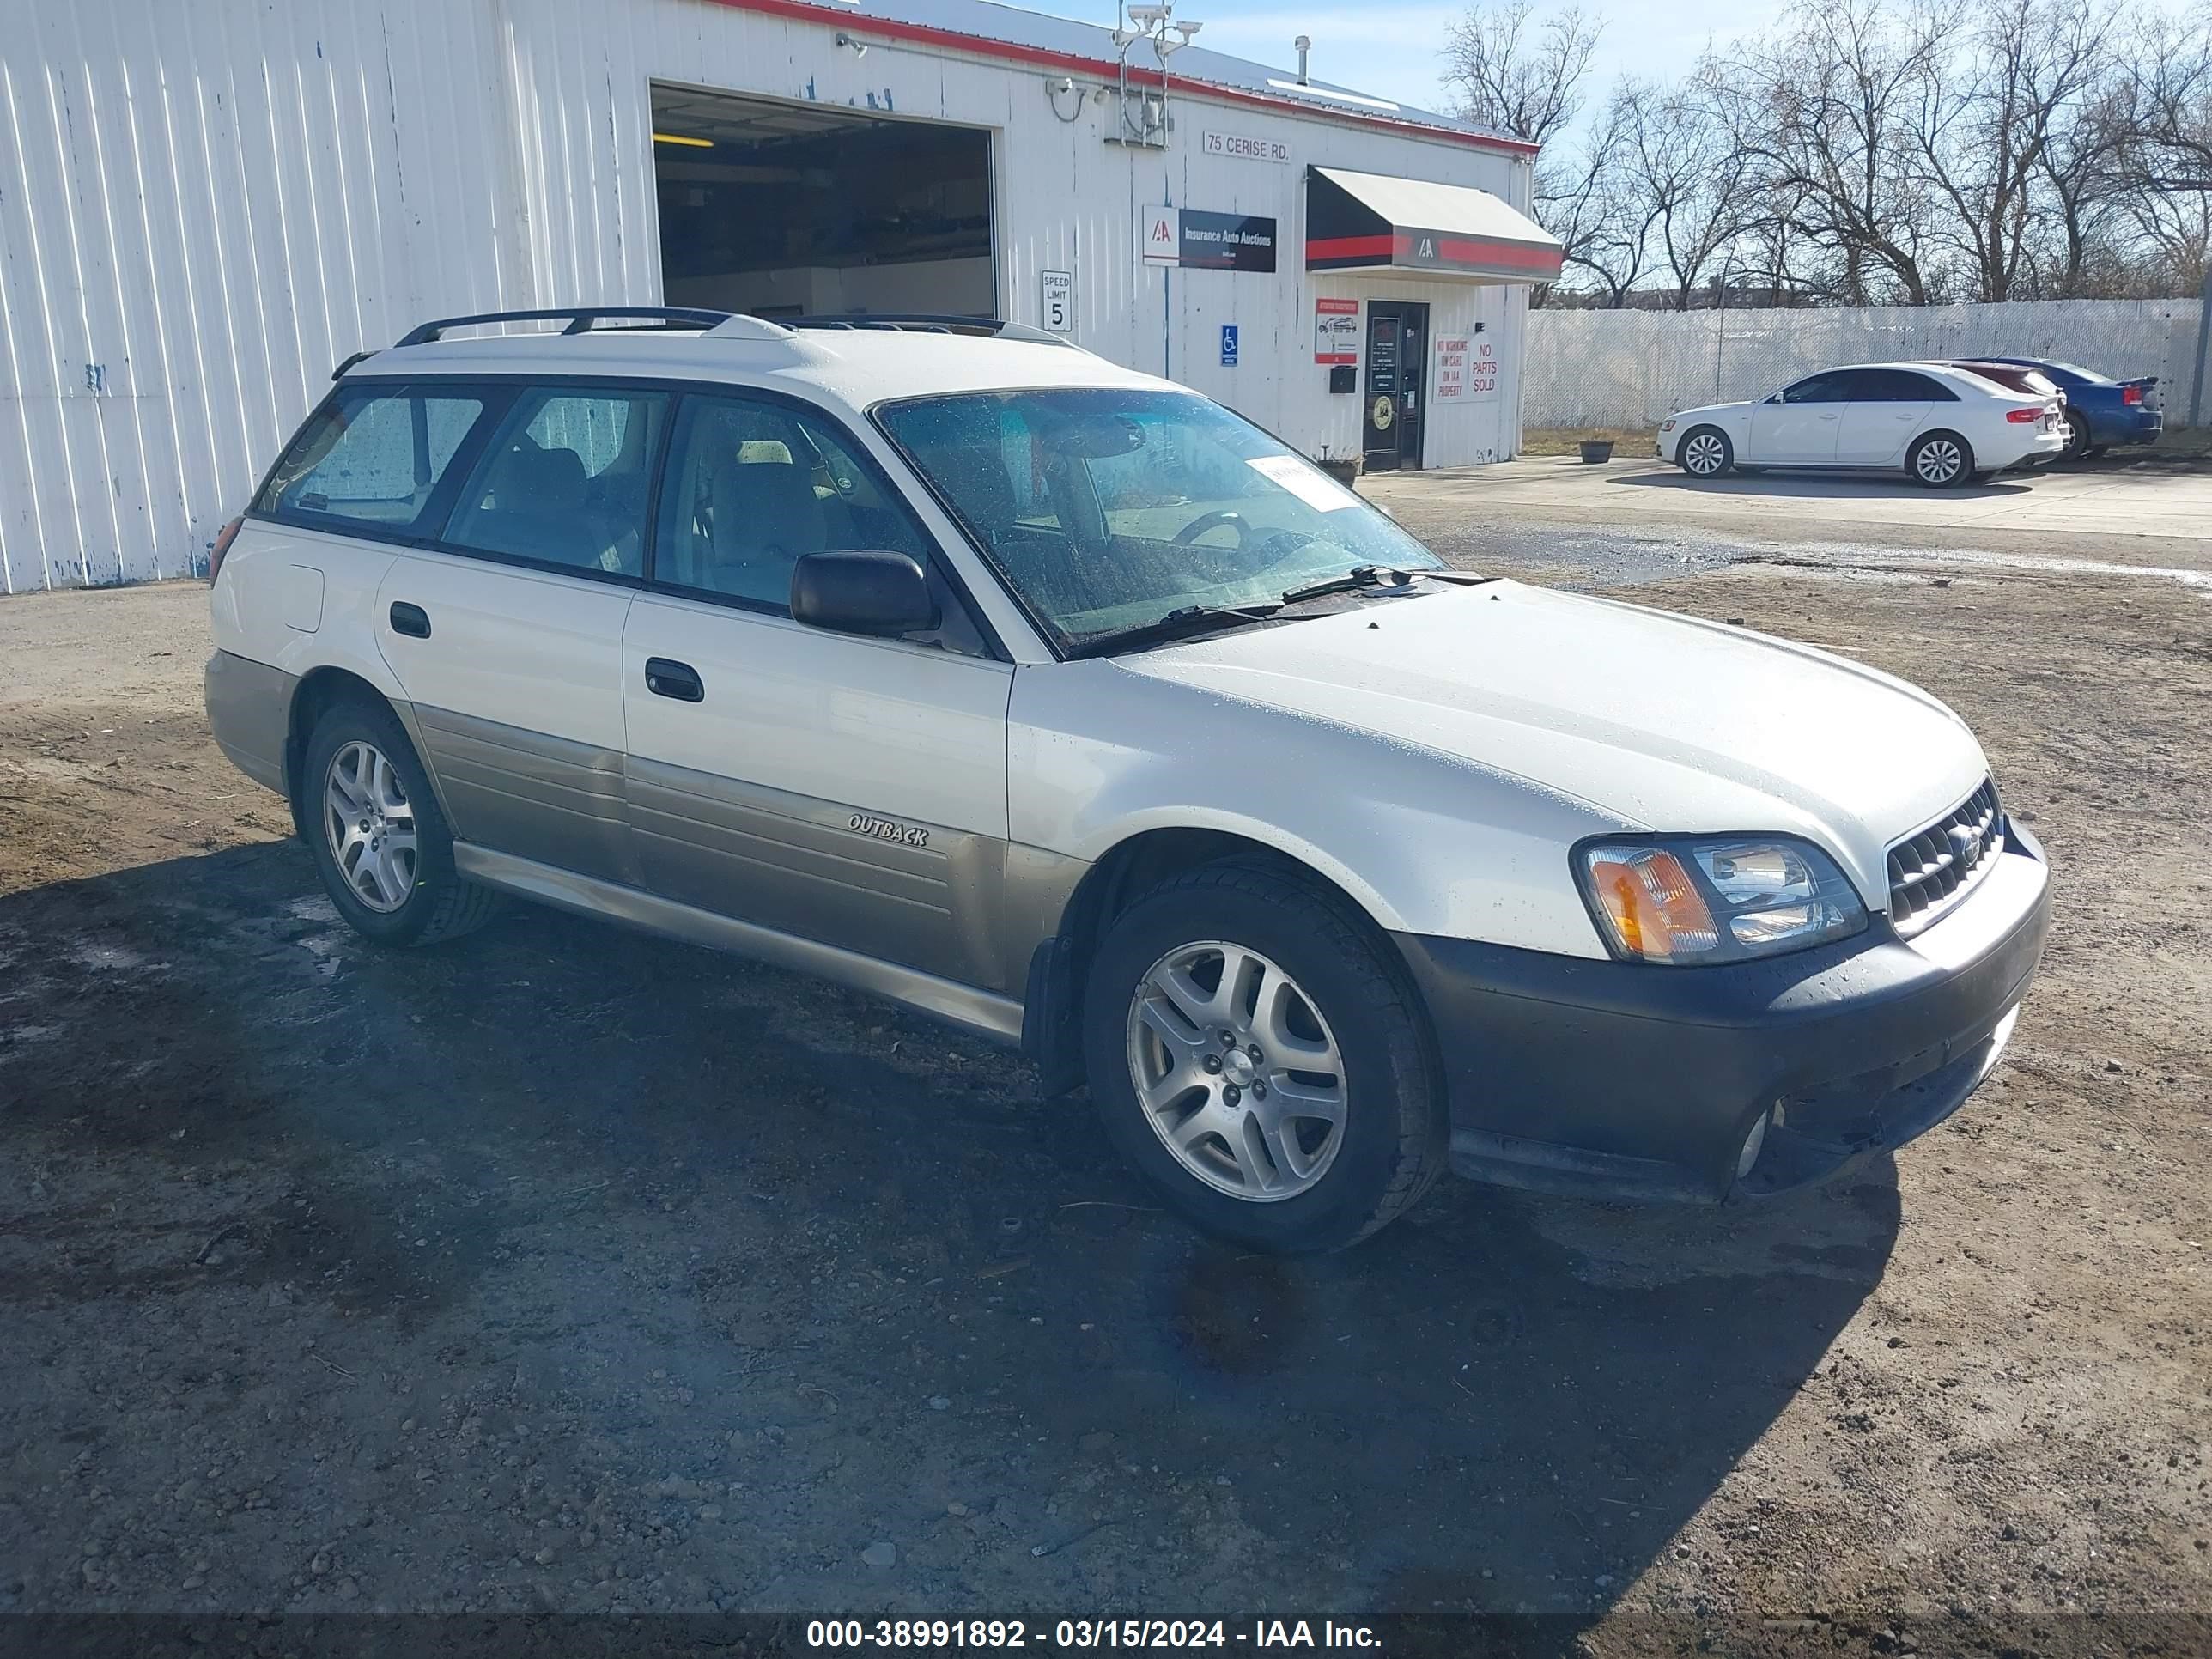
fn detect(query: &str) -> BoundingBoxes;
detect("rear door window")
[256,387,488,533]
[445,386,671,578]
[1854,369,1951,402]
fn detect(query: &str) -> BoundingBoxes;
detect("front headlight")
[1574,836,1869,964]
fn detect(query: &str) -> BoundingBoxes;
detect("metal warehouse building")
[0,0,1560,592]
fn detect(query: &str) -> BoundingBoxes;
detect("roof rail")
[703,313,800,343]
[395,307,733,346]
[787,313,1077,348]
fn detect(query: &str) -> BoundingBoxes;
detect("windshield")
[876,389,1443,649]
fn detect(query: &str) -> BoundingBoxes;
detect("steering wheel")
[1173,509,1250,548]
[1249,527,1325,569]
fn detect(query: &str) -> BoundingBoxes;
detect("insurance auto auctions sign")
[1139,205,1278,272]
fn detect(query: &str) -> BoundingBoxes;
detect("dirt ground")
[2,482,2208,1654]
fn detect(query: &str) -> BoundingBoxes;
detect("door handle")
[389,601,431,639]
[645,657,703,702]
[1819,412,1838,421]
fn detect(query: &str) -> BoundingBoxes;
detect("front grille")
[1887,779,2003,936]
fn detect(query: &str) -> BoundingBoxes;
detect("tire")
[1081,860,1447,1252]
[2061,410,2092,462]
[301,696,498,946]
[1677,426,1733,478]
[1907,430,1974,489]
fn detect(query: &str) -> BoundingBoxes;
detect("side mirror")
[790,550,939,638]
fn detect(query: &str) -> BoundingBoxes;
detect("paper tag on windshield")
[1246,453,1359,512]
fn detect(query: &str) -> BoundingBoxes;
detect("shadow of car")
[1608,468,2036,501]
[1,841,1899,1624]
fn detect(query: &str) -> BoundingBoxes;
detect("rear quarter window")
[256,388,487,533]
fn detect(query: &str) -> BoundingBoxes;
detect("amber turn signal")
[1583,848,1721,962]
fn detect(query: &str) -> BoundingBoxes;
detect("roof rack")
[787,313,1075,348]
[395,307,734,346]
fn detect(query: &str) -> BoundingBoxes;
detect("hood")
[1119,580,1988,908]
[1668,398,1756,423]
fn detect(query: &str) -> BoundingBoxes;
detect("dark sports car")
[1978,356,2163,461]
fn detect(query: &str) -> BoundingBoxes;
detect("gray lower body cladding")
[204,651,295,795]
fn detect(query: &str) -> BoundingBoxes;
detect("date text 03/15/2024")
[805,1620,1382,1649]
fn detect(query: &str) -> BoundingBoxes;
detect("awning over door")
[1305,166,1565,281]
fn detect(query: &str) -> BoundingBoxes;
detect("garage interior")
[651,83,995,319]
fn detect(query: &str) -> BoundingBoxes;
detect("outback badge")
[848,812,929,849]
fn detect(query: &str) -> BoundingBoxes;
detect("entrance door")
[1361,301,1430,471]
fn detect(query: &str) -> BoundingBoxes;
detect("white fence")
[1525,298,2207,431]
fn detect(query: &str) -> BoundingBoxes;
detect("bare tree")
[1516,0,2205,304]
[1706,0,1941,304]
[2034,64,2136,297]
[1530,94,1626,301]
[1559,82,1662,303]
[1442,0,1604,147]
[1613,76,1754,306]
[2115,2,2212,193]
[1905,0,2112,301]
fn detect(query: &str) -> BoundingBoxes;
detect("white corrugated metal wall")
[0,0,1534,592]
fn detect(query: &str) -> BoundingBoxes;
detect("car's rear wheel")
[1082,861,1446,1252]
[1908,430,1974,489]
[1679,426,1733,478]
[301,697,497,946]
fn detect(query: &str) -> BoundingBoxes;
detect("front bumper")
[1393,824,2051,1204]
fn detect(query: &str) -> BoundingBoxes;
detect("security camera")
[835,31,867,55]
[1127,5,1170,28]
[1174,20,1201,40]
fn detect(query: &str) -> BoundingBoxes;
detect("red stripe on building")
[698,0,1540,157]
[1305,232,1562,276]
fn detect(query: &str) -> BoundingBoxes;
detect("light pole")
[1712,252,1742,407]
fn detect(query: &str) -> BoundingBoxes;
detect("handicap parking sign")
[1219,324,1238,367]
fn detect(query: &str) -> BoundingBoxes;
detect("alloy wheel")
[1916,438,1965,484]
[1124,940,1348,1201]
[1684,433,1727,476]
[324,739,418,913]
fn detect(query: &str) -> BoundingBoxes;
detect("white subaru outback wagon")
[207,307,2052,1251]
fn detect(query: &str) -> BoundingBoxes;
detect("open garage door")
[652,84,994,319]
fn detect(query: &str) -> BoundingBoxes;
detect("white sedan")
[1659,362,2065,486]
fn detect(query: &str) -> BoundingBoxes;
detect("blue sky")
[1089,0,2197,129]
[1150,0,1793,120]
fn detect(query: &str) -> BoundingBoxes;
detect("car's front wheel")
[1082,861,1446,1251]
[2061,410,2093,462]
[1908,430,1975,488]
[301,697,497,946]
[1678,426,1733,478]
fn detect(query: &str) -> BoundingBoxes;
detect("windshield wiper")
[1280,563,1446,605]
[1065,602,1292,660]
[1279,565,1494,605]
